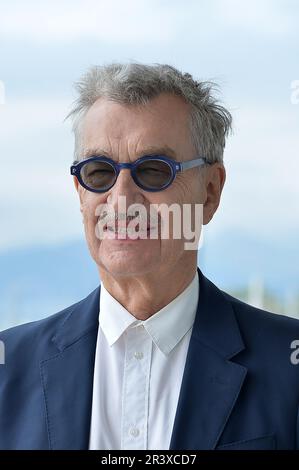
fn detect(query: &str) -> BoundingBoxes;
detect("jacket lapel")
[169,269,247,450]
[40,286,100,449]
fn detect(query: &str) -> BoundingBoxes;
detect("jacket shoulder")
[0,291,97,357]
[1,302,73,341]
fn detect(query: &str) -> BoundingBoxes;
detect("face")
[74,93,225,280]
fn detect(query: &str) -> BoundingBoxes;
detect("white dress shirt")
[88,271,199,450]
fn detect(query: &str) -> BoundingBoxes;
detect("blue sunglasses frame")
[70,154,209,192]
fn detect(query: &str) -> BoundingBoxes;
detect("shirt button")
[129,427,140,437]
[134,351,144,360]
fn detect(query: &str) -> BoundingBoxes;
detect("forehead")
[81,93,194,157]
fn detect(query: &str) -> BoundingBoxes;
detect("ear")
[73,176,84,214]
[203,163,226,225]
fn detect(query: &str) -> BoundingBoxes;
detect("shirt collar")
[99,270,199,356]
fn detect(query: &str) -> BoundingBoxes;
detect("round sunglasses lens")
[135,159,173,189]
[80,161,116,191]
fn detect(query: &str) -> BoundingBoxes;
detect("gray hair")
[66,62,232,163]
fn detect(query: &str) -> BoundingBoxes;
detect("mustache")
[97,211,159,227]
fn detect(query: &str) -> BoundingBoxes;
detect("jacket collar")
[193,268,245,359]
[51,268,244,358]
[51,285,101,352]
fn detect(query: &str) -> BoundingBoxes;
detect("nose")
[106,168,145,208]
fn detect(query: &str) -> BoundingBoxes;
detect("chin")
[98,254,158,278]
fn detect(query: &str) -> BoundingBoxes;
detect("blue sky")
[0,0,298,250]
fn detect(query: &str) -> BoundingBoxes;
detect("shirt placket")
[121,324,152,449]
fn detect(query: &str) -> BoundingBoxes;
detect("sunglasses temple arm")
[179,157,208,171]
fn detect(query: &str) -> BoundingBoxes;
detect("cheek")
[157,177,204,244]
[169,172,203,203]
[170,174,200,202]
[82,202,95,226]
[81,196,106,240]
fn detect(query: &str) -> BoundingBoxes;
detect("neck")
[98,260,198,321]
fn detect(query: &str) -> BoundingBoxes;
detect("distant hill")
[201,229,299,296]
[0,232,298,330]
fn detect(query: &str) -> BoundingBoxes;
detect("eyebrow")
[82,145,178,160]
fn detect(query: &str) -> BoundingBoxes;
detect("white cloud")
[0,0,179,43]
[0,96,71,140]
[212,103,299,238]
[0,96,78,248]
[216,0,296,35]
[0,0,296,45]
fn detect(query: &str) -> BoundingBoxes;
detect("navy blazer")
[1,268,299,450]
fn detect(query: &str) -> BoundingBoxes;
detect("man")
[0,63,299,450]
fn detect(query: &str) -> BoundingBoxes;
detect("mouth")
[101,219,157,240]
[97,211,159,241]
[103,224,153,238]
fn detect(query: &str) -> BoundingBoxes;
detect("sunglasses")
[70,154,208,193]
